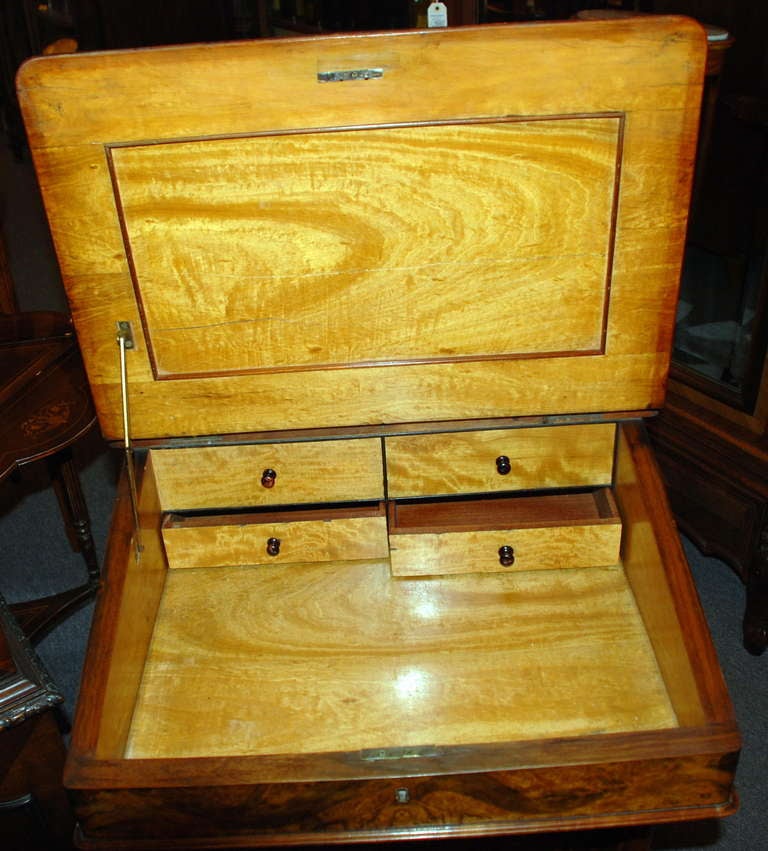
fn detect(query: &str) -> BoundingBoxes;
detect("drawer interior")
[387,488,622,577]
[161,502,390,569]
[388,487,619,533]
[90,423,709,765]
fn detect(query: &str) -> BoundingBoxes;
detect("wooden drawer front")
[150,438,383,510]
[71,751,736,846]
[162,505,389,569]
[385,424,615,498]
[388,489,621,577]
[390,524,621,577]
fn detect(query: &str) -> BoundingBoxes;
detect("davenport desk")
[17,16,740,849]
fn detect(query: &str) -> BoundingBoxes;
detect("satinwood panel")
[125,559,675,760]
[149,438,384,509]
[386,422,615,497]
[110,117,620,378]
[162,505,389,568]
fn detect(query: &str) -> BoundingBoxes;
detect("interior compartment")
[124,558,675,760]
[162,502,389,568]
[388,488,621,576]
[80,421,716,767]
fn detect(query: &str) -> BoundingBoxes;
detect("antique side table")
[0,311,98,640]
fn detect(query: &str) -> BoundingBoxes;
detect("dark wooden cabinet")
[648,0,768,655]
[650,383,768,654]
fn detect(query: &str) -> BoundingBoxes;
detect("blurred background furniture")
[568,4,768,656]
[0,311,98,641]
[0,592,73,851]
[646,3,768,655]
[0,228,17,314]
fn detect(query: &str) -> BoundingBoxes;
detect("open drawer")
[65,421,738,847]
[388,488,622,576]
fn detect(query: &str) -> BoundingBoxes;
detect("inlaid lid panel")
[110,116,619,378]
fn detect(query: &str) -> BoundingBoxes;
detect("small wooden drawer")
[385,423,615,498]
[150,438,384,510]
[388,488,621,577]
[162,503,389,569]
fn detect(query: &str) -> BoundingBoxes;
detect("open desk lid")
[17,18,705,441]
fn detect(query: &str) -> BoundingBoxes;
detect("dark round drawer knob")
[266,537,281,556]
[261,468,277,488]
[498,545,515,567]
[495,455,511,475]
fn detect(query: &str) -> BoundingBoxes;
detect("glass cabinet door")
[673,89,768,414]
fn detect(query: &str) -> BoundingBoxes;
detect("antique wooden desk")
[17,16,740,849]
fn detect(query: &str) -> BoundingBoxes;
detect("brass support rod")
[117,323,143,560]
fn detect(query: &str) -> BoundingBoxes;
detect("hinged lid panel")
[17,18,705,440]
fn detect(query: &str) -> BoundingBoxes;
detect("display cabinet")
[648,2,768,655]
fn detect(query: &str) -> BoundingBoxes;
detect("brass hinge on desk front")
[116,321,143,561]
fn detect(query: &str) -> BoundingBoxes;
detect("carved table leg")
[744,522,768,655]
[48,448,100,588]
[9,448,101,644]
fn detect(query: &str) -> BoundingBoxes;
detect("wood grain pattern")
[65,454,168,760]
[69,752,736,847]
[386,423,615,498]
[16,18,705,440]
[82,353,674,439]
[17,21,704,149]
[162,510,389,569]
[388,525,622,577]
[125,559,674,760]
[150,438,383,510]
[388,490,621,577]
[31,18,738,847]
[614,422,739,729]
[110,117,619,377]
[94,452,168,758]
[613,423,706,727]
